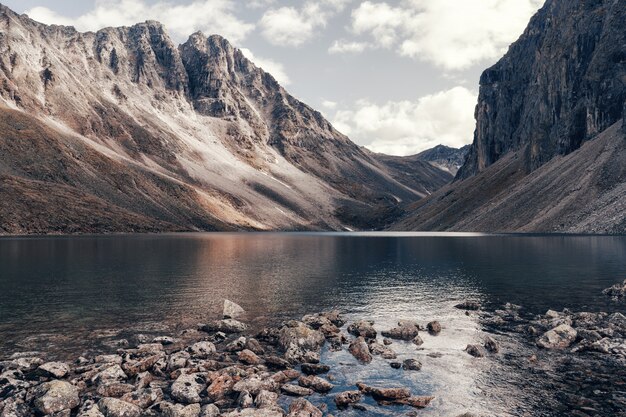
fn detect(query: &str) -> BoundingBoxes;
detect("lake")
[1,233,625,416]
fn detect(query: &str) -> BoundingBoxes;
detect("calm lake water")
[1,233,625,416]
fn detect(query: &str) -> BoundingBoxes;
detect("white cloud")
[239,48,291,85]
[26,0,254,43]
[259,0,352,47]
[328,40,370,54]
[322,100,338,109]
[349,0,544,70]
[331,86,478,155]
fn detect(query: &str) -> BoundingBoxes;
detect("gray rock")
[280,384,313,397]
[98,398,142,417]
[537,324,578,349]
[427,321,442,335]
[38,362,70,378]
[465,344,485,358]
[170,373,206,404]
[33,380,80,414]
[223,299,245,319]
[347,321,377,339]
[201,319,248,334]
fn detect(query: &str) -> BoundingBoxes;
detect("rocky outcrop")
[0,4,451,235]
[458,0,625,179]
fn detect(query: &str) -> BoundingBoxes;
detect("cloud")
[25,0,254,43]
[322,100,338,109]
[348,0,544,70]
[328,40,370,54]
[240,48,291,85]
[331,86,478,155]
[259,0,352,47]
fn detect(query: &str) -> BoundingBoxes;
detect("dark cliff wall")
[458,0,626,179]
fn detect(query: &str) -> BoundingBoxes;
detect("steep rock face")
[458,0,626,179]
[0,4,451,233]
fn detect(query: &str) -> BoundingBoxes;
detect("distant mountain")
[415,145,470,176]
[393,0,625,234]
[0,4,450,234]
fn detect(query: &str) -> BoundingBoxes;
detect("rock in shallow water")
[347,320,377,339]
[334,390,362,407]
[223,299,245,319]
[602,279,626,297]
[348,337,372,363]
[536,324,578,349]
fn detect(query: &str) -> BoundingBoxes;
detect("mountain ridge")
[0,4,451,234]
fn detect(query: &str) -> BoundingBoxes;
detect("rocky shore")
[2,296,625,417]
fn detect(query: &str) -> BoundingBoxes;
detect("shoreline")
[2,292,625,417]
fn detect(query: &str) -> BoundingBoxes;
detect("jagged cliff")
[394,0,625,234]
[0,4,450,234]
[458,0,625,179]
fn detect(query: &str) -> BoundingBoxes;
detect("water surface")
[1,233,624,415]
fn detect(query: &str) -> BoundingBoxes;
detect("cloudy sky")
[5,0,545,155]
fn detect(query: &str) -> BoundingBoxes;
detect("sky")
[4,0,545,155]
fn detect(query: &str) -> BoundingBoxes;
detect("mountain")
[393,0,625,234]
[0,4,451,234]
[415,145,470,176]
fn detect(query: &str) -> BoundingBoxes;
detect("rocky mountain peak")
[457,0,625,179]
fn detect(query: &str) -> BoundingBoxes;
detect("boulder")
[602,279,626,297]
[298,375,333,393]
[465,344,485,358]
[281,384,313,397]
[348,337,372,363]
[454,301,481,311]
[278,322,325,364]
[38,362,70,379]
[287,398,322,417]
[381,323,419,341]
[536,324,578,349]
[170,373,206,404]
[347,321,377,339]
[427,321,442,335]
[224,299,245,319]
[484,336,499,353]
[98,398,142,417]
[402,359,422,371]
[33,380,80,414]
[201,319,248,334]
[158,402,201,417]
[356,383,410,400]
[188,342,216,359]
[238,349,262,365]
[333,390,362,408]
[300,363,329,375]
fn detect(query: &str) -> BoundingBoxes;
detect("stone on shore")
[170,373,207,403]
[98,398,142,417]
[536,324,578,349]
[224,299,246,319]
[201,319,248,334]
[287,398,322,417]
[300,363,330,375]
[356,382,411,400]
[33,380,80,414]
[38,361,70,378]
[281,384,313,397]
[278,321,325,364]
[298,375,334,393]
[484,336,500,353]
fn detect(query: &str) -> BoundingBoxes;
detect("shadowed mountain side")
[390,121,625,234]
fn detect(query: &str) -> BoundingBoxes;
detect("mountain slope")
[0,4,450,234]
[392,121,625,234]
[414,145,470,176]
[393,0,625,234]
